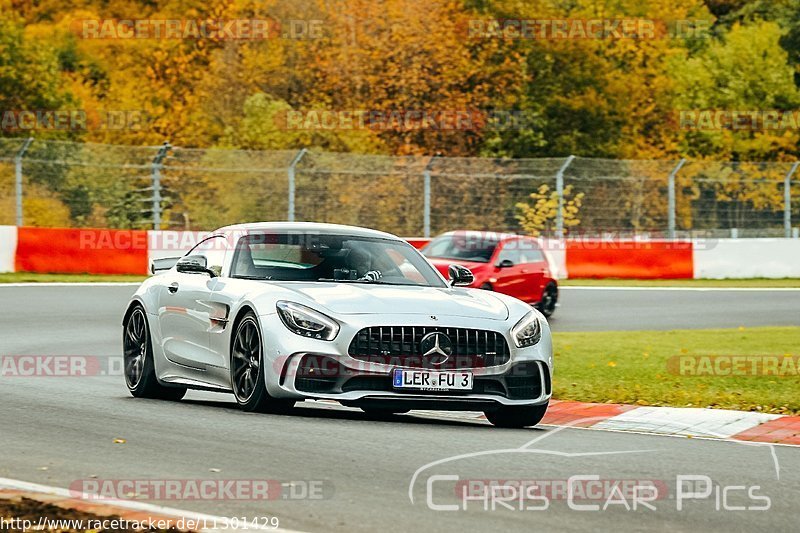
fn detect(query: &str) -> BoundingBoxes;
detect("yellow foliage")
[515,184,584,236]
[23,190,71,227]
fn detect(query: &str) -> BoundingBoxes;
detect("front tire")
[485,402,549,428]
[230,312,294,413]
[123,305,186,401]
[537,282,558,318]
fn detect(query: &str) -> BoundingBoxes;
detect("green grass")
[560,278,800,288]
[553,327,800,414]
[0,272,146,283]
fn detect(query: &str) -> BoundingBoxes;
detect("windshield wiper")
[232,275,272,280]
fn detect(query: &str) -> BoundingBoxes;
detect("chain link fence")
[1,139,798,238]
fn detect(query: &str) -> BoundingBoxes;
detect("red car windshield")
[422,234,498,263]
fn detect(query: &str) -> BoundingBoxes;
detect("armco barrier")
[15,227,149,275]
[565,240,694,279]
[0,226,17,273]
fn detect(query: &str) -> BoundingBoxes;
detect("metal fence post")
[287,148,308,222]
[151,141,171,230]
[423,156,438,238]
[784,162,799,238]
[667,159,687,240]
[14,137,33,227]
[555,155,575,239]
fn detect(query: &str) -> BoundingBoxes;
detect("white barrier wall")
[694,239,800,279]
[0,226,17,273]
[541,238,568,280]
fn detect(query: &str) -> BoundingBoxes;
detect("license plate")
[392,369,473,391]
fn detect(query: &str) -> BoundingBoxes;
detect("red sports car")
[421,231,559,317]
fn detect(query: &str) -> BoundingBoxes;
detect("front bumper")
[259,312,554,409]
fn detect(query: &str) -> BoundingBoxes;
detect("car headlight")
[276,301,340,341]
[511,311,541,348]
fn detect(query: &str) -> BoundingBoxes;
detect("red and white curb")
[393,400,800,445]
[0,478,306,533]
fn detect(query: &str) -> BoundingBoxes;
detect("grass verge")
[0,273,146,283]
[553,326,800,414]
[560,278,800,288]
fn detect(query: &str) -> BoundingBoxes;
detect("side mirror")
[150,256,180,275]
[176,255,217,277]
[497,259,515,269]
[448,264,474,287]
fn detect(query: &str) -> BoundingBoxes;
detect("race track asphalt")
[1,284,799,532]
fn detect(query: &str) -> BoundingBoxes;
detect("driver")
[347,247,382,281]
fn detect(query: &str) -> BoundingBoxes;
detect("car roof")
[435,230,529,242]
[213,221,403,241]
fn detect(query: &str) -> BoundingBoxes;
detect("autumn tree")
[515,184,584,236]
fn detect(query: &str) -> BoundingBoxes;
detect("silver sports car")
[123,222,553,427]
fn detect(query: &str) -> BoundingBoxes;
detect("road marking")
[561,286,800,292]
[0,477,308,533]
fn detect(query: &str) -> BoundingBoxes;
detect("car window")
[520,249,545,263]
[518,240,545,263]
[496,245,522,265]
[185,235,227,276]
[249,240,324,270]
[231,232,446,287]
[422,234,498,263]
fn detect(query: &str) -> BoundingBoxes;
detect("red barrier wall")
[11,230,695,279]
[15,227,149,275]
[565,240,694,279]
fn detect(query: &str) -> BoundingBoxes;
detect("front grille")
[348,326,511,369]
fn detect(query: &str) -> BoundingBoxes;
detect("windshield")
[421,234,498,263]
[230,232,447,287]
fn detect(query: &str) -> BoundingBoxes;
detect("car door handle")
[168,282,179,293]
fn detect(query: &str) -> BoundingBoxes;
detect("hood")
[272,282,509,321]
